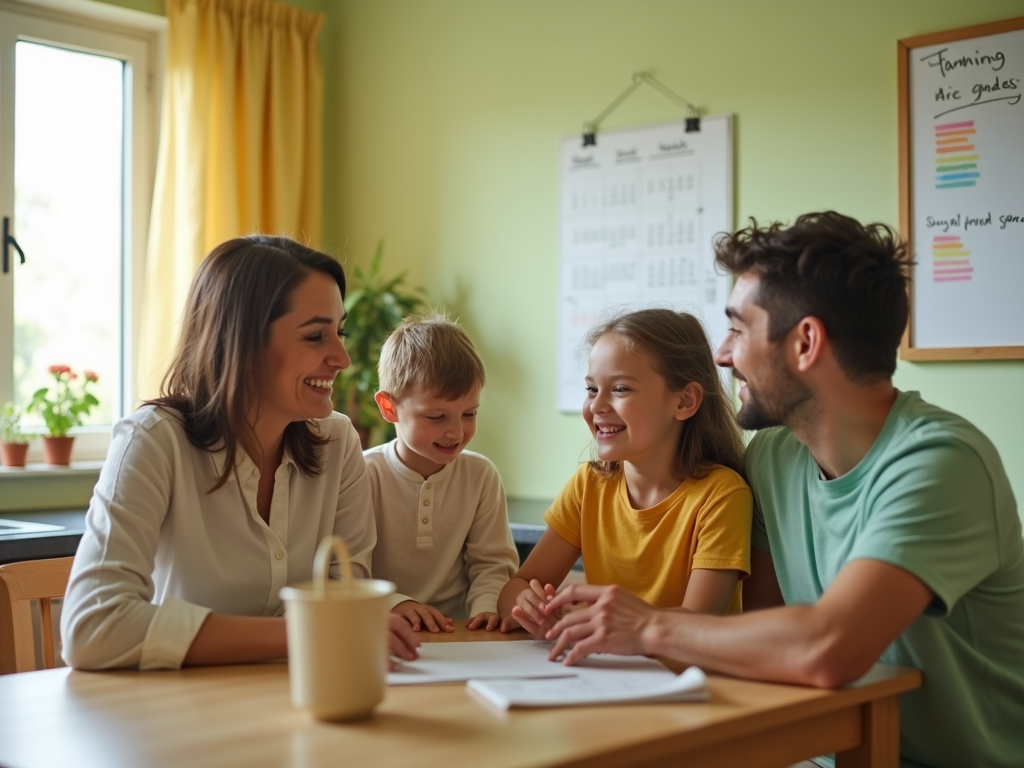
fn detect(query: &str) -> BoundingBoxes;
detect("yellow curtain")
[137,0,324,399]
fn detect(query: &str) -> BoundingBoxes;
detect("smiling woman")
[59,235,420,671]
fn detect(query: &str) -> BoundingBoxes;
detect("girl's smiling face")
[583,333,692,470]
[261,270,350,434]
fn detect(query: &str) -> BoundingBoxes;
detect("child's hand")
[466,611,501,631]
[510,579,560,637]
[387,614,421,671]
[392,600,454,633]
[499,613,522,633]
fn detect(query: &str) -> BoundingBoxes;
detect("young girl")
[497,309,752,635]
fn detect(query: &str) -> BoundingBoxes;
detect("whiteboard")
[900,18,1024,358]
[556,116,733,411]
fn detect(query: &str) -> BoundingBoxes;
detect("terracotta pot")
[42,436,75,466]
[1,442,30,468]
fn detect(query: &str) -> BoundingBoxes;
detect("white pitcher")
[280,535,395,720]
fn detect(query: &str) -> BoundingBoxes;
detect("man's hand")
[392,600,454,633]
[466,611,501,631]
[509,579,559,637]
[544,584,656,665]
[387,614,421,670]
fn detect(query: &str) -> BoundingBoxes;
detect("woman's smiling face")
[261,270,350,432]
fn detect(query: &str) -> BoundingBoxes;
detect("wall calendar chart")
[556,116,733,411]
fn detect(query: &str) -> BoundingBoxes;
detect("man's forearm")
[641,604,861,688]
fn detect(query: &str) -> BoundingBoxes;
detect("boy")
[366,314,518,632]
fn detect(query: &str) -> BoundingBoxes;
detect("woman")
[61,235,419,669]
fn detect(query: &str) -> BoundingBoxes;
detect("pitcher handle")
[312,535,355,595]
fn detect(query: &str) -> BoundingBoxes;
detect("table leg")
[834,695,900,768]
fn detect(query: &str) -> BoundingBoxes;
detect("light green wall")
[323,0,1024,522]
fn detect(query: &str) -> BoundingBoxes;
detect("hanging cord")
[582,72,700,146]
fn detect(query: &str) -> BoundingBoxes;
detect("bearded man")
[543,212,1024,768]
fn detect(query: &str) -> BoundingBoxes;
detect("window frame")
[0,0,163,463]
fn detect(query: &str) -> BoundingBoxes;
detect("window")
[0,2,159,461]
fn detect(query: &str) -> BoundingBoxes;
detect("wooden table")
[0,626,919,768]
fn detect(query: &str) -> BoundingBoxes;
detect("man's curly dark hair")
[714,211,914,382]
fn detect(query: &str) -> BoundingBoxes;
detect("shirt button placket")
[417,482,434,549]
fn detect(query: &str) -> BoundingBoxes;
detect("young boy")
[366,314,518,632]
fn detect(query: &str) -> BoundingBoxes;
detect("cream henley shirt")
[363,440,518,619]
[61,406,375,670]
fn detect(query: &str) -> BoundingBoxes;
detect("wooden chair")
[0,557,74,674]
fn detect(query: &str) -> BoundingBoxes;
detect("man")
[543,212,1024,768]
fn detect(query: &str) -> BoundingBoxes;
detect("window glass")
[13,41,124,426]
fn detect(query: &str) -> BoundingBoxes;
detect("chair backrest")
[0,557,74,674]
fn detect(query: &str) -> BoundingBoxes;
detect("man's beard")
[734,362,812,431]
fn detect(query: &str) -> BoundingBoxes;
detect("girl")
[61,235,419,669]
[497,309,752,635]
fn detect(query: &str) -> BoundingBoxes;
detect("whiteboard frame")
[898,16,1024,361]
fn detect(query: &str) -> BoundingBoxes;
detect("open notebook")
[467,664,708,710]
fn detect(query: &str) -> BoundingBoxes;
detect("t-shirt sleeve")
[691,478,754,578]
[543,465,588,549]
[848,440,999,616]
[744,433,772,554]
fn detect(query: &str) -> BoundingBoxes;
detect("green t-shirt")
[747,390,1024,768]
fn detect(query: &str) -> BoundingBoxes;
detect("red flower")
[48,364,72,375]
[84,370,99,383]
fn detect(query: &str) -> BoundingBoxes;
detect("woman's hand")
[387,614,421,670]
[392,600,454,633]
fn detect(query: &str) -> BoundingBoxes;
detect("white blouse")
[61,406,375,670]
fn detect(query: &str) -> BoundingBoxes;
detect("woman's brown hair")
[585,309,745,480]
[147,235,346,490]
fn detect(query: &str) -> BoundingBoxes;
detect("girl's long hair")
[586,309,745,480]
[147,235,346,491]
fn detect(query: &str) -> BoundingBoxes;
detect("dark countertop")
[0,509,87,565]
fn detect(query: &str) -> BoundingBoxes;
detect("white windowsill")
[0,461,104,478]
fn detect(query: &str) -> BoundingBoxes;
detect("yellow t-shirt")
[543,464,753,613]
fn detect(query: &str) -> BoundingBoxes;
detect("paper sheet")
[387,641,576,685]
[386,640,679,687]
[467,665,708,709]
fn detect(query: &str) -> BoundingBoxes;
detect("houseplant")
[28,365,100,465]
[333,240,427,447]
[0,401,32,468]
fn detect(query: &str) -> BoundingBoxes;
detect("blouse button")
[421,517,429,525]
[422,499,430,507]
[275,551,284,560]
[425,482,432,489]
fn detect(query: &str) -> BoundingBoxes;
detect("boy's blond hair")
[377,313,486,402]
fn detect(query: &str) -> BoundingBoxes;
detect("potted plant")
[333,240,427,447]
[28,365,100,465]
[0,401,32,468]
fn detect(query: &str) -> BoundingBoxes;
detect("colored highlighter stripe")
[932,235,972,283]
[934,121,977,188]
